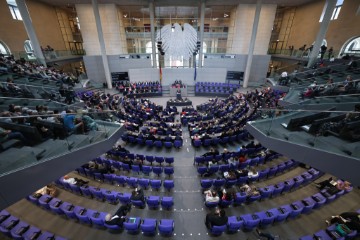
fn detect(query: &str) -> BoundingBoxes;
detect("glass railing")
[0,108,122,177]
[248,107,360,159]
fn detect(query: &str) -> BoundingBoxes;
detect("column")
[149,0,157,67]
[91,0,112,89]
[15,0,46,67]
[198,0,205,67]
[243,0,262,88]
[307,0,337,68]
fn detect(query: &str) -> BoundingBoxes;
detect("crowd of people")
[114,81,162,96]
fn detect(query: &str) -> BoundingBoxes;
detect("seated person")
[247,167,259,180]
[218,188,234,201]
[34,184,57,197]
[63,175,89,186]
[205,208,228,229]
[63,110,84,134]
[0,126,29,145]
[326,212,360,232]
[223,170,237,180]
[239,184,253,195]
[130,188,145,203]
[105,204,132,227]
[204,190,220,204]
[315,177,336,190]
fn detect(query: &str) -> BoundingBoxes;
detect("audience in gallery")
[0,54,78,86]
[171,79,186,88]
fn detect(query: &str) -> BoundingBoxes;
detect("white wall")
[128,68,227,85]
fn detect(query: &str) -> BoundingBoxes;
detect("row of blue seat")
[204,168,321,208]
[121,136,183,148]
[299,209,360,240]
[0,209,66,240]
[192,134,247,147]
[55,177,174,207]
[27,194,174,235]
[194,148,274,166]
[103,153,174,165]
[210,188,353,236]
[200,159,297,189]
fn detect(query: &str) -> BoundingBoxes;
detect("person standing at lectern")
[176,89,182,101]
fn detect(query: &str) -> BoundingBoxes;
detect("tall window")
[24,40,33,55]
[319,0,344,22]
[6,0,22,21]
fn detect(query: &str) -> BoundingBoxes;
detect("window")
[319,0,343,22]
[6,0,22,21]
[340,36,360,56]
[24,40,33,54]
[0,41,11,55]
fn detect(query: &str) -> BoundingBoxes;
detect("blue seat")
[193,139,202,147]
[203,139,212,147]
[205,201,219,208]
[194,156,205,165]
[275,205,291,222]
[123,217,141,234]
[247,194,261,203]
[212,138,220,145]
[197,166,208,176]
[314,229,334,240]
[201,179,213,189]
[267,166,278,178]
[153,166,163,176]
[161,197,174,210]
[22,226,42,240]
[142,165,152,175]
[38,194,53,209]
[292,175,304,189]
[312,193,327,209]
[272,183,284,197]
[138,178,150,189]
[154,140,163,148]
[10,220,29,239]
[301,197,316,214]
[132,199,146,209]
[141,218,157,235]
[103,190,118,204]
[89,211,106,228]
[60,202,77,219]
[136,137,145,145]
[213,178,226,188]
[147,196,160,209]
[288,201,304,219]
[164,167,174,177]
[74,207,92,225]
[164,141,173,148]
[165,157,174,165]
[117,193,132,204]
[208,165,219,174]
[219,164,229,173]
[145,156,154,165]
[155,156,165,165]
[258,169,269,180]
[241,213,260,231]
[163,180,174,191]
[282,179,295,193]
[114,175,128,186]
[150,179,162,191]
[49,198,64,215]
[158,219,174,236]
[234,192,247,205]
[103,173,114,184]
[174,140,182,148]
[220,136,229,144]
[258,209,277,227]
[259,186,274,200]
[210,224,227,236]
[145,140,153,147]
[302,172,313,184]
[127,177,138,188]
[227,216,243,233]
[132,165,141,175]
[219,199,233,208]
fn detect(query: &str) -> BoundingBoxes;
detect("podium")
[170,87,187,97]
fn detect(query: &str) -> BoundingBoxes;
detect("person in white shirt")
[63,175,88,186]
[204,190,220,203]
[247,167,259,180]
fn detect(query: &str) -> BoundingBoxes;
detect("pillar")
[307,0,337,68]
[149,0,157,67]
[91,0,112,89]
[198,0,205,67]
[15,0,46,67]
[243,0,262,88]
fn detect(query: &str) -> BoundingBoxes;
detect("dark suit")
[105,205,131,226]
[205,213,228,228]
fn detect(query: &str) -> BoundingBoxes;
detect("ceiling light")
[224,13,229,18]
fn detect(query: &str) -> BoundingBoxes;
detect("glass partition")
[248,107,360,159]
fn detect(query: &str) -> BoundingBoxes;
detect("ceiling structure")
[37,0,318,7]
